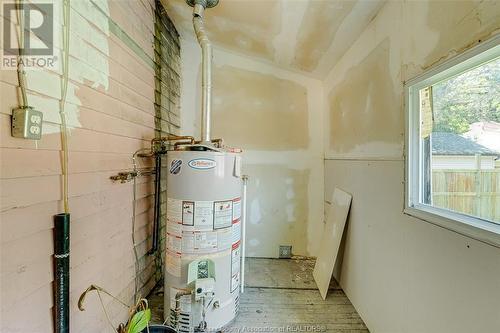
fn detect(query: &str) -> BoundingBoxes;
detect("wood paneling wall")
[0,1,180,332]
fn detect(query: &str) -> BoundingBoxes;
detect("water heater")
[162,0,244,331]
[165,150,242,332]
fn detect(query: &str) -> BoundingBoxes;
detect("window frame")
[404,35,500,247]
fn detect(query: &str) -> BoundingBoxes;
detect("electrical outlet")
[12,107,43,140]
[279,245,292,259]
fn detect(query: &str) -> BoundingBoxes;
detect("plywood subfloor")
[149,258,368,332]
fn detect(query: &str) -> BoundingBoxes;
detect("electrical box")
[12,107,43,140]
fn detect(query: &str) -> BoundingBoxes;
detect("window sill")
[404,204,500,248]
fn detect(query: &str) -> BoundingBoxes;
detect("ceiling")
[161,0,385,79]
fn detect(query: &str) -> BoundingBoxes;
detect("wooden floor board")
[149,258,369,332]
[244,258,341,290]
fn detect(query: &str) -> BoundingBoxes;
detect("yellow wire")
[16,0,28,107]
[59,0,71,214]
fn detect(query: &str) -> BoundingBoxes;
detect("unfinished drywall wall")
[292,0,356,72]
[164,0,281,62]
[324,0,500,332]
[245,165,310,256]
[163,0,384,78]
[0,1,179,332]
[328,38,402,155]
[180,40,324,257]
[211,65,309,150]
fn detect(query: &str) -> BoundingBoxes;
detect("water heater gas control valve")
[194,278,215,301]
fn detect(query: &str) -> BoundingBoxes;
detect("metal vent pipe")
[190,0,218,143]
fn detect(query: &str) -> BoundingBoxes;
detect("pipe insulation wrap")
[54,213,70,333]
[193,4,212,143]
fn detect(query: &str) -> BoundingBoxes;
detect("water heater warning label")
[182,231,217,253]
[231,242,241,292]
[214,200,233,229]
[232,197,241,221]
[218,228,233,250]
[194,201,213,230]
[182,201,194,226]
[231,220,241,245]
[167,197,241,254]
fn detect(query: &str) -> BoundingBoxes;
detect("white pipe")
[240,175,248,294]
[192,4,212,143]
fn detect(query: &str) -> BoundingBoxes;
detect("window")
[405,36,500,246]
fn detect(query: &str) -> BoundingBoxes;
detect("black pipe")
[149,154,161,254]
[54,213,70,333]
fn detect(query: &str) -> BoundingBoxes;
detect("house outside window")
[405,36,500,246]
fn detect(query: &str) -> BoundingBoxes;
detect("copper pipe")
[151,135,195,145]
[151,135,196,153]
[149,135,226,152]
[169,135,195,143]
[174,140,197,149]
[194,138,223,147]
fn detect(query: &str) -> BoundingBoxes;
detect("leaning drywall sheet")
[313,188,352,300]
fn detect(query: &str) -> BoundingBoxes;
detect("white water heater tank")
[165,149,242,332]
